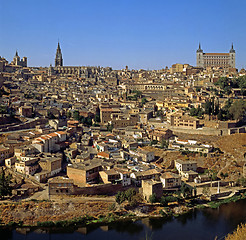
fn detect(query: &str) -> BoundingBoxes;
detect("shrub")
[129,197,138,207]
[125,188,136,201]
[115,191,126,204]
[108,203,116,211]
[149,193,157,203]
[37,221,55,227]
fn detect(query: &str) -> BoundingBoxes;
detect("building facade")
[48,42,101,77]
[196,43,235,68]
[11,51,27,67]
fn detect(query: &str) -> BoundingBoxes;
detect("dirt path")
[50,195,115,203]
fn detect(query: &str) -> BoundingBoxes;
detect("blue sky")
[0,0,245,69]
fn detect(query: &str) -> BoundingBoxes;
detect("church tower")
[196,43,204,68]
[55,41,63,67]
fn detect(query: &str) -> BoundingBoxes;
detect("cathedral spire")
[15,50,19,57]
[55,41,63,67]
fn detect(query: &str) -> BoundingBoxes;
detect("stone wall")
[0,118,48,132]
[73,183,124,196]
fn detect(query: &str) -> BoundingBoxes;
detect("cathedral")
[48,42,99,77]
[196,43,235,68]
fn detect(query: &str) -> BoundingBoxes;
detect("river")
[2,199,246,240]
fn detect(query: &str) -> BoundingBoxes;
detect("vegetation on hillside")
[215,76,246,96]
[226,223,246,240]
[0,168,12,199]
[189,98,246,121]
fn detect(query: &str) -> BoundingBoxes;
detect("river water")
[2,199,246,240]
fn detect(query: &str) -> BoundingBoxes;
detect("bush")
[116,189,137,205]
[149,193,157,203]
[108,203,116,211]
[129,197,138,207]
[125,188,136,201]
[115,191,126,204]
[160,196,167,206]
[37,221,55,227]
[161,195,178,205]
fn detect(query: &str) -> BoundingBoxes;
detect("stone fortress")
[196,43,235,68]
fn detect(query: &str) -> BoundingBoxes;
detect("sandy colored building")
[196,43,235,68]
[142,179,163,201]
[160,172,181,189]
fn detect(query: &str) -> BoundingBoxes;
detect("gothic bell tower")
[55,41,63,67]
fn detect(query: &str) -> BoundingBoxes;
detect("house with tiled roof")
[160,172,181,189]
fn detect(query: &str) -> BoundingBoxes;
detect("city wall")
[0,118,48,133]
[73,183,124,196]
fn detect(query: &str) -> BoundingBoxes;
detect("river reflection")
[2,199,246,240]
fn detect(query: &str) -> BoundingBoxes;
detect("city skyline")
[0,0,246,69]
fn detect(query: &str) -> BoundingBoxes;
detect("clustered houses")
[175,159,199,182]
[2,130,65,183]
[169,137,213,153]
[148,128,173,142]
[160,172,181,189]
[0,44,245,199]
[167,111,200,129]
[32,131,67,153]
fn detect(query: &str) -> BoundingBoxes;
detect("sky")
[0,0,246,70]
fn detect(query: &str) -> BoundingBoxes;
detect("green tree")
[141,97,147,105]
[205,169,217,181]
[160,139,168,149]
[180,183,192,198]
[189,107,197,116]
[160,195,178,206]
[73,110,80,121]
[229,100,246,121]
[236,177,246,187]
[149,193,157,203]
[125,188,136,201]
[238,75,246,89]
[115,191,126,204]
[95,106,101,123]
[94,114,100,123]
[204,99,212,115]
[217,109,223,120]
[0,168,12,199]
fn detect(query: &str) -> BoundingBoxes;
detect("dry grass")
[225,223,246,240]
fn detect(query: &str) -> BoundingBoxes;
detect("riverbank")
[1,191,246,229]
